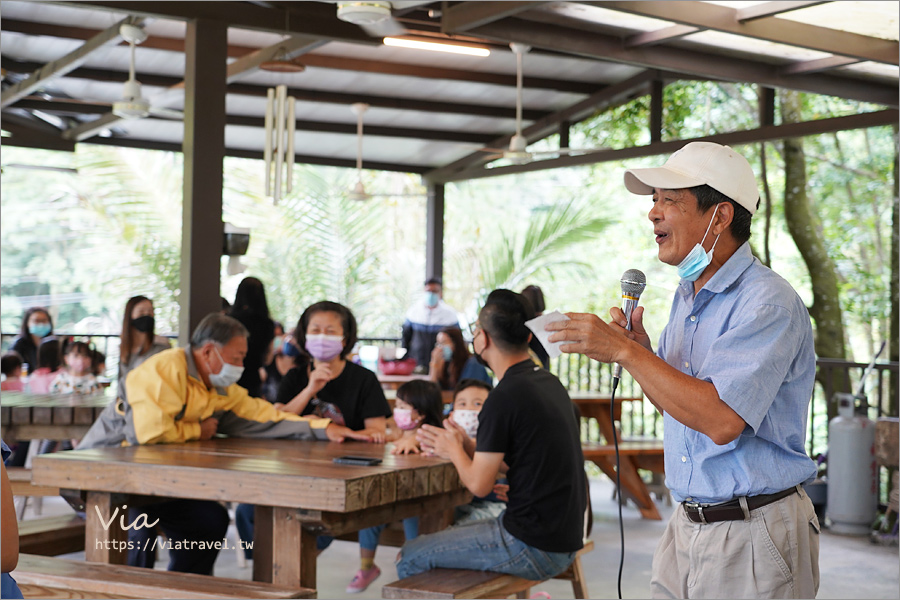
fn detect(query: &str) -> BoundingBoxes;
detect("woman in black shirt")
[274,301,390,438]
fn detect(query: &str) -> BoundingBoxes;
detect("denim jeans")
[359,517,419,551]
[235,503,333,560]
[396,513,576,580]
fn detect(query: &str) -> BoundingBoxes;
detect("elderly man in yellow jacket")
[79,312,370,575]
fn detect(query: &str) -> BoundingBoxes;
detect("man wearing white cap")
[547,142,819,598]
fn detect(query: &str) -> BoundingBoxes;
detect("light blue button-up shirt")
[657,242,818,503]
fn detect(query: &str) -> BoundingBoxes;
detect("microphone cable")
[611,374,625,600]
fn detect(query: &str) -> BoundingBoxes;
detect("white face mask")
[453,409,480,438]
[676,204,720,282]
[208,345,244,388]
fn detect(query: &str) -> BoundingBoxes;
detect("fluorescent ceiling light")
[383,37,490,57]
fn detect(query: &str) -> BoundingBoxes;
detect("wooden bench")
[382,539,594,599]
[13,554,316,599]
[19,583,138,599]
[582,440,666,520]
[18,514,86,556]
[7,467,60,498]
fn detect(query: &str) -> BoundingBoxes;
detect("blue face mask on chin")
[676,205,720,282]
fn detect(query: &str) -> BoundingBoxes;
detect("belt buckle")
[684,501,709,524]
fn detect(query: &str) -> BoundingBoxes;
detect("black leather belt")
[683,486,799,524]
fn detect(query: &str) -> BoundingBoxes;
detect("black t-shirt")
[275,360,391,431]
[476,360,585,553]
[230,310,275,398]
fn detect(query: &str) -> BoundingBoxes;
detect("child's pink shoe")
[346,565,382,593]
[530,592,552,599]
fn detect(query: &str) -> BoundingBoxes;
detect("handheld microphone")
[613,269,646,380]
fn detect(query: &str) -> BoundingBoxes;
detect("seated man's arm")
[127,366,202,444]
[417,424,503,498]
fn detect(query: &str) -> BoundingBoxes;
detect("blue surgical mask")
[424,292,439,308]
[29,323,52,338]
[676,205,720,282]
[441,345,453,361]
[208,345,244,388]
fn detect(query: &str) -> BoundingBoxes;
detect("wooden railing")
[5,332,896,455]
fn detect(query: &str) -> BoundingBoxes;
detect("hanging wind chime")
[264,84,295,204]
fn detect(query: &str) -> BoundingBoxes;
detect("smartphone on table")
[333,456,383,466]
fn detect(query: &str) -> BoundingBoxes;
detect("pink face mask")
[393,408,420,431]
[67,356,92,374]
[305,334,344,361]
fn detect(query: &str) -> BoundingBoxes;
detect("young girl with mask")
[50,341,101,395]
[10,307,54,373]
[446,379,509,526]
[346,379,444,593]
[118,296,170,397]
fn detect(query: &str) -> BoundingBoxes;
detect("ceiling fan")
[112,23,183,120]
[479,43,602,165]
[348,102,425,201]
[332,1,430,37]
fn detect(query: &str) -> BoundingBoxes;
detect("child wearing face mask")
[50,341,101,395]
[345,380,445,594]
[446,379,509,526]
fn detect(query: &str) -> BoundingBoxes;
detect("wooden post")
[425,181,445,283]
[179,18,227,343]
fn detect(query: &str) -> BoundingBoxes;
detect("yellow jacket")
[80,347,330,448]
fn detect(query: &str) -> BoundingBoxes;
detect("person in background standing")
[401,278,461,371]
[229,277,275,398]
[118,296,171,396]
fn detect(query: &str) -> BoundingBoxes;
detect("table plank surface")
[31,437,470,590]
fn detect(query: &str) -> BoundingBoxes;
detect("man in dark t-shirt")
[398,289,585,581]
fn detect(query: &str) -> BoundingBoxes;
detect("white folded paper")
[525,310,571,359]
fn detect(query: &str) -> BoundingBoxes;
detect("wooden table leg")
[255,506,318,589]
[588,456,662,520]
[252,505,274,583]
[84,491,128,564]
[272,507,316,589]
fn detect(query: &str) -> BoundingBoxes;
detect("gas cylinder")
[826,393,877,535]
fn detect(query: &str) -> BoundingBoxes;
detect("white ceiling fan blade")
[149,106,184,119]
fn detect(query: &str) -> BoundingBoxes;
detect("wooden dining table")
[30,438,471,590]
[0,390,112,441]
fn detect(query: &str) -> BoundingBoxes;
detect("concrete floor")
[19,476,900,599]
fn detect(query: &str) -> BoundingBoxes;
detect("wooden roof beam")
[438,109,898,183]
[1,59,553,123]
[441,2,551,33]
[55,1,376,45]
[589,1,897,65]
[0,19,598,94]
[427,70,659,182]
[735,1,831,22]
[473,17,898,107]
[625,24,700,48]
[0,16,142,109]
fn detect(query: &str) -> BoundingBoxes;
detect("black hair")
[396,379,444,428]
[63,340,93,358]
[1,352,23,377]
[294,301,358,360]
[231,276,270,318]
[453,378,493,399]
[520,285,545,314]
[690,184,753,245]
[479,289,534,353]
[424,277,442,287]
[37,337,62,371]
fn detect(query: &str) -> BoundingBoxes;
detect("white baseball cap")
[624,141,759,215]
